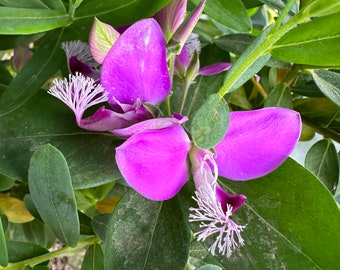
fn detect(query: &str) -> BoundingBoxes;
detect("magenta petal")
[101,18,171,106]
[215,108,301,180]
[116,125,191,200]
[199,62,232,76]
[216,184,246,213]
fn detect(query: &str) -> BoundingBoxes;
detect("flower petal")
[199,62,232,76]
[215,108,301,180]
[116,125,191,200]
[101,18,171,106]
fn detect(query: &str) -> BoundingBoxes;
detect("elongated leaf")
[299,0,340,17]
[0,29,65,116]
[0,7,71,35]
[81,244,104,270]
[311,69,340,107]
[183,158,340,268]
[191,93,229,149]
[0,92,121,189]
[75,0,170,26]
[271,13,340,66]
[28,144,80,246]
[6,241,48,263]
[191,0,251,32]
[0,218,8,267]
[104,190,190,270]
[305,139,339,194]
[0,0,65,10]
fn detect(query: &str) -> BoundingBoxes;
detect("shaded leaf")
[28,144,80,246]
[305,139,339,194]
[0,175,15,191]
[0,218,8,266]
[191,0,251,32]
[6,241,48,264]
[264,83,293,109]
[104,190,190,270]
[0,29,65,116]
[92,214,111,241]
[271,13,340,66]
[0,92,121,189]
[81,244,104,270]
[191,93,229,149]
[75,0,170,27]
[312,69,340,107]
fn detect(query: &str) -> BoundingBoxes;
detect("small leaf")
[81,244,104,270]
[0,218,8,266]
[191,93,229,149]
[28,144,80,247]
[191,0,251,32]
[104,190,190,270]
[305,139,339,194]
[311,69,340,107]
[0,175,15,191]
[89,17,120,64]
[0,197,34,223]
[271,13,340,66]
[264,83,293,109]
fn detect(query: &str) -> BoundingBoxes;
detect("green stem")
[218,7,309,97]
[1,236,100,270]
[271,0,297,33]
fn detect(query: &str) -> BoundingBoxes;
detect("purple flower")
[115,107,301,256]
[48,19,171,132]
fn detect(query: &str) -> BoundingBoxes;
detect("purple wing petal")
[215,108,301,180]
[116,125,191,200]
[101,18,171,106]
[199,62,232,76]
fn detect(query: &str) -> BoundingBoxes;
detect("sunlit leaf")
[28,144,80,246]
[104,190,190,270]
[305,139,339,194]
[0,197,34,223]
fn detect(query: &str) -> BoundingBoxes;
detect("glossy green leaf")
[0,29,65,116]
[305,139,339,194]
[264,83,293,109]
[299,0,340,17]
[0,0,65,10]
[213,158,340,269]
[0,218,8,267]
[81,244,104,270]
[0,92,121,189]
[0,7,71,35]
[28,144,80,247]
[75,0,170,26]
[104,190,190,270]
[190,93,229,149]
[191,0,251,32]
[271,13,340,66]
[311,69,340,107]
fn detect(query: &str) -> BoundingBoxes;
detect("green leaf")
[300,0,340,17]
[81,244,104,270]
[271,13,340,66]
[0,29,65,116]
[0,92,121,189]
[6,241,48,263]
[264,83,293,109]
[92,214,110,241]
[104,190,190,270]
[191,0,251,32]
[311,69,340,107]
[0,7,71,35]
[190,93,229,149]
[197,265,223,270]
[28,144,80,247]
[0,0,65,10]
[214,158,340,269]
[305,139,339,194]
[0,218,8,267]
[0,174,15,191]
[75,0,170,26]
